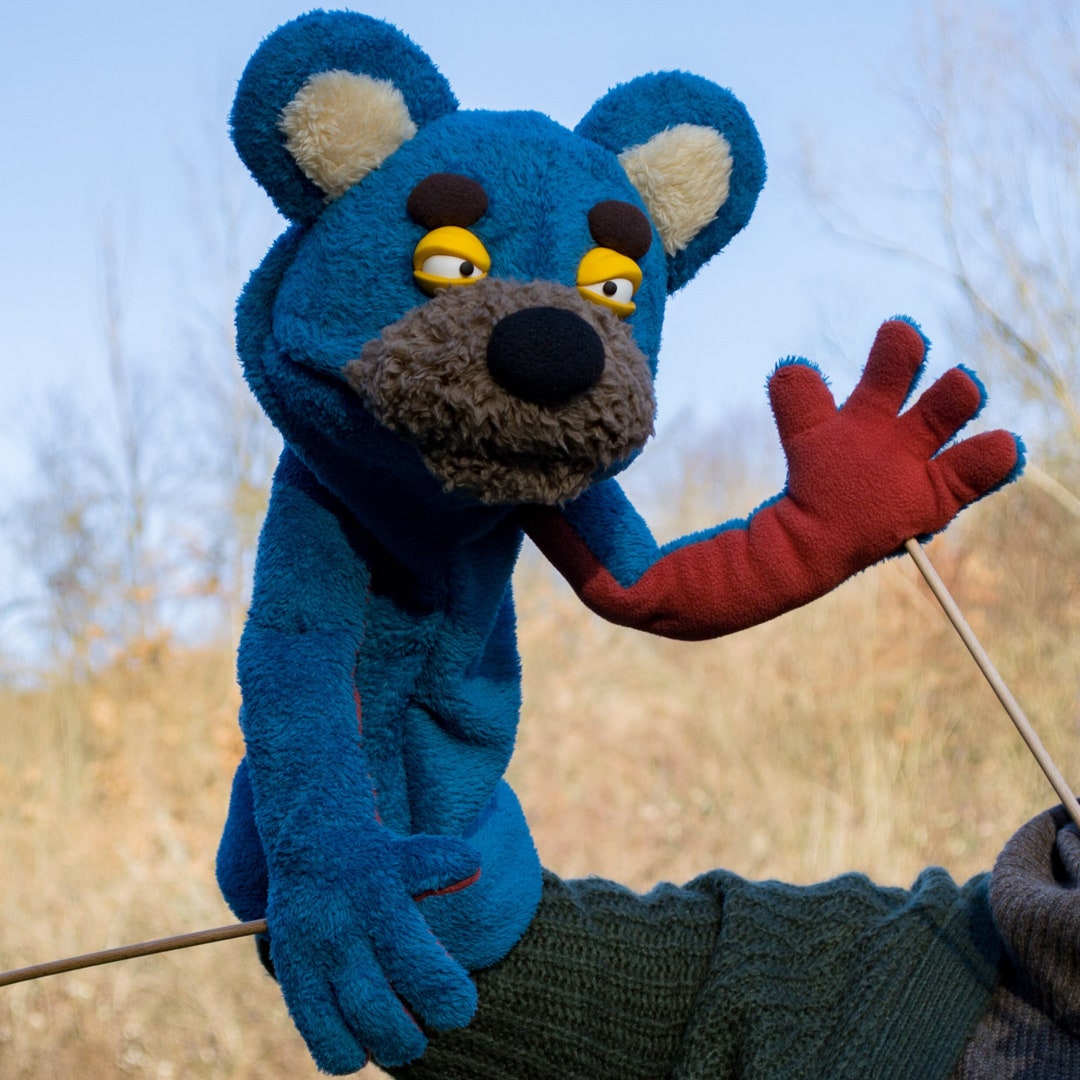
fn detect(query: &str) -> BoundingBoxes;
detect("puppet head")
[231,10,765,508]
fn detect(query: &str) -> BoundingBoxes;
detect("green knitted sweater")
[388,810,1080,1079]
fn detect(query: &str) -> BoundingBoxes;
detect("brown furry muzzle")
[344,278,655,505]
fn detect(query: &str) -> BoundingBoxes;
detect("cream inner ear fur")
[618,124,733,257]
[279,70,418,199]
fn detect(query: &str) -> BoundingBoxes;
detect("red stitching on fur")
[412,868,481,902]
[352,663,383,822]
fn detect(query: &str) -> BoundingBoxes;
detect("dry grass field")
[0,476,1076,1078]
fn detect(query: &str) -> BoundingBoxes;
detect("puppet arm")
[236,450,479,1072]
[523,319,1022,641]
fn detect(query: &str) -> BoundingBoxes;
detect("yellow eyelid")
[413,226,491,273]
[576,247,643,290]
[576,247,641,317]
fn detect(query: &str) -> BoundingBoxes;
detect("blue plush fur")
[216,9,1016,1074]
[217,13,765,1070]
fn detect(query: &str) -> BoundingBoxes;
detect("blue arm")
[238,449,479,1072]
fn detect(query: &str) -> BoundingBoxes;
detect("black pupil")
[459,260,475,277]
[602,280,618,297]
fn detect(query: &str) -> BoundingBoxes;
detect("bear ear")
[231,11,457,223]
[576,73,766,294]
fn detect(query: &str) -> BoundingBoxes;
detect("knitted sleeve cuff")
[991,806,1080,1026]
[955,806,1080,1078]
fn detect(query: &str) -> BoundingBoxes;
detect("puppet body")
[216,11,1021,1072]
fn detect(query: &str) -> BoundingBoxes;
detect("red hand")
[769,318,1020,579]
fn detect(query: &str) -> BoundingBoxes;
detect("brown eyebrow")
[588,200,653,260]
[407,173,489,229]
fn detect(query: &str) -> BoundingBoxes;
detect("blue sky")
[1,0,974,496]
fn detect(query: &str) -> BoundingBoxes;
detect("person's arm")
[389,807,1080,1080]
[388,863,1001,1080]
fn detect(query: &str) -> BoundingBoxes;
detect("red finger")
[844,319,927,419]
[900,366,985,456]
[767,360,837,454]
[929,430,1021,508]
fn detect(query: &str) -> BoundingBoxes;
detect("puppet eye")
[576,247,642,317]
[419,254,483,280]
[579,277,635,307]
[413,226,491,294]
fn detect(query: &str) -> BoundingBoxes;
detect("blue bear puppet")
[215,10,1022,1073]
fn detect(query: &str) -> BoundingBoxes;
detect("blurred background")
[1,0,1078,1075]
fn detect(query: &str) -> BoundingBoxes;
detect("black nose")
[486,306,605,406]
